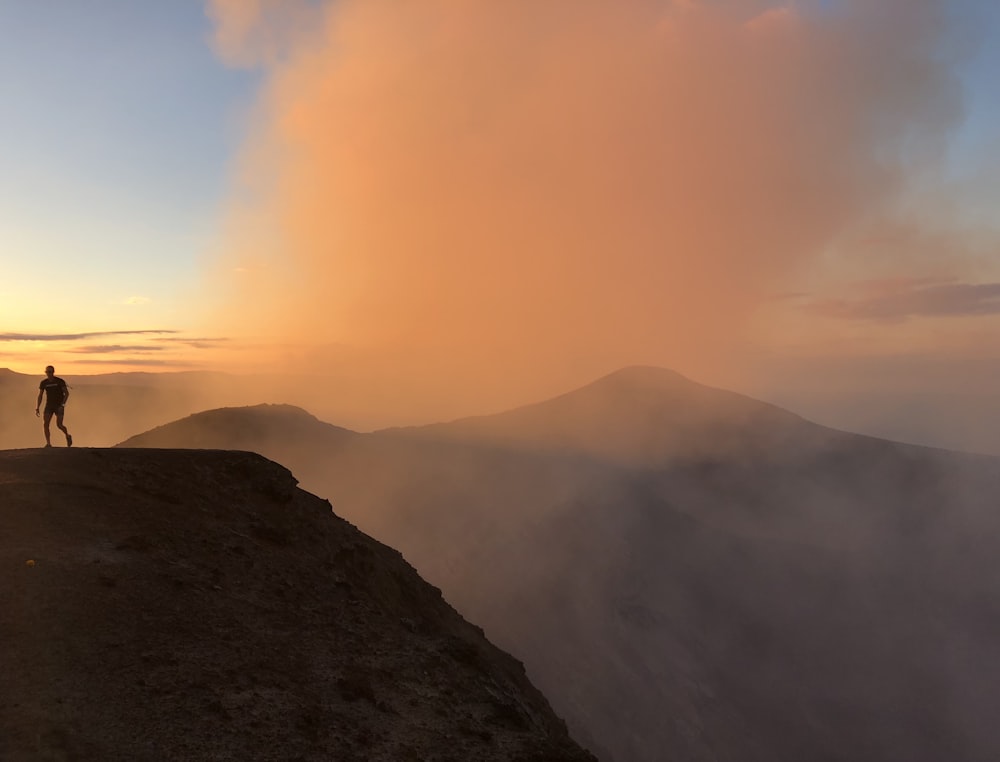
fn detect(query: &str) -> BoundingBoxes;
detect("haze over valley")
[120,366,1000,761]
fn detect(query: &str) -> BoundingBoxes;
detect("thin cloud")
[181,342,228,350]
[77,358,196,367]
[153,336,231,347]
[0,330,179,342]
[122,296,151,306]
[807,280,1000,321]
[69,345,167,354]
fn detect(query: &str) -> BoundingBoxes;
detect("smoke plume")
[205,0,968,422]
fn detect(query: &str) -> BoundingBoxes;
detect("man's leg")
[55,408,71,446]
[42,410,53,446]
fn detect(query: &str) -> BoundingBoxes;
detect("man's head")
[45,365,54,377]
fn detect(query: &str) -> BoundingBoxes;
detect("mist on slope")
[117,367,1000,761]
[200,0,972,425]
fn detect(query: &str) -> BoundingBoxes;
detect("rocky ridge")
[0,447,595,762]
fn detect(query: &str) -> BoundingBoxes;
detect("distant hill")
[0,448,594,762]
[121,404,359,495]
[120,366,1000,761]
[123,403,357,454]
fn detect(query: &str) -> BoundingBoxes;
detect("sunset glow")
[3,1,1000,436]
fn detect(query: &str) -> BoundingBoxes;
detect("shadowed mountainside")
[0,448,595,762]
[120,366,1000,762]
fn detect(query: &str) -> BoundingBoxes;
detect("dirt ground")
[0,447,596,762]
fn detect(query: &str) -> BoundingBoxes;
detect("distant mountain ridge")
[390,366,840,463]
[119,366,1000,761]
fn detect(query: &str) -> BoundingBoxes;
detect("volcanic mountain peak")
[0,448,594,762]
[533,364,790,416]
[405,365,835,464]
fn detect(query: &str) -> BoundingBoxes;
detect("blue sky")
[0,1,257,343]
[946,1,1000,228]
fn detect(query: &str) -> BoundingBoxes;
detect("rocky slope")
[0,448,595,762]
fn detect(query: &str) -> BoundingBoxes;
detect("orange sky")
[195,0,1000,422]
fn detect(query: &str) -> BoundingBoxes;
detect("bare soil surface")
[0,447,595,762]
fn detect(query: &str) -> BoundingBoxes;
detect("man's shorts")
[44,404,65,417]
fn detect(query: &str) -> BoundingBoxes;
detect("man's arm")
[35,388,42,416]
[62,381,70,404]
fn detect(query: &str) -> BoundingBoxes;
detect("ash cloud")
[204,0,974,419]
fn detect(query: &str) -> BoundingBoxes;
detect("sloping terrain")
[119,367,1000,761]
[0,448,595,762]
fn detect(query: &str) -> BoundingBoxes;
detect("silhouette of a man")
[35,365,73,448]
